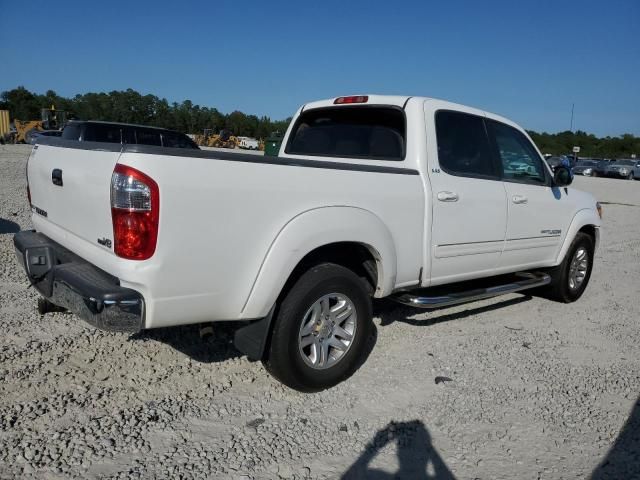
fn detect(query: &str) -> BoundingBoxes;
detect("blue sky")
[1,0,638,136]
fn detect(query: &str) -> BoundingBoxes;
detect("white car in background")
[238,137,260,150]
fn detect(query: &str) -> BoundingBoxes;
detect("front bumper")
[13,231,144,332]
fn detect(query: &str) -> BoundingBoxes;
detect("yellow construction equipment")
[14,120,43,143]
[194,128,238,149]
[14,106,67,143]
[0,110,10,144]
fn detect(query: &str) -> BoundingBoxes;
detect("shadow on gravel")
[374,294,532,327]
[0,217,20,234]
[129,323,243,363]
[591,396,640,479]
[342,420,455,479]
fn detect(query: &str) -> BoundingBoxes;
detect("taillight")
[334,95,368,104]
[111,164,159,260]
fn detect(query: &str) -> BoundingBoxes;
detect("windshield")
[285,106,406,160]
[576,160,598,166]
[616,160,636,166]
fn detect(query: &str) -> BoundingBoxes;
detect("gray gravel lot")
[1,144,639,479]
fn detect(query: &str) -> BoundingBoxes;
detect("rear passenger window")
[488,121,547,184]
[136,129,162,146]
[285,107,405,160]
[435,111,497,179]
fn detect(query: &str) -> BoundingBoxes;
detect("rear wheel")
[540,232,594,303]
[263,263,373,392]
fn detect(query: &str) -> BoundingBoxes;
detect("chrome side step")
[391,272,551,309]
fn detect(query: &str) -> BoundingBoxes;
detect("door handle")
[52,169,63,187]
[437,191,459,202]
[512,195,528,204]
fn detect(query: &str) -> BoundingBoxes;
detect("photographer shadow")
[342,420,455,479]
[0,218,20,234]
[592,396,640,479]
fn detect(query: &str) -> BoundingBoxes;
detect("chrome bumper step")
[391,272,551,309]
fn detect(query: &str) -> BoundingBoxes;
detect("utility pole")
[570,103,574,132]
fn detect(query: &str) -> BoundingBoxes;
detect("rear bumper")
[13,230,144,332]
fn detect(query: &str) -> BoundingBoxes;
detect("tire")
[263,263,373,392]
[592,171,598,177]
[540,232,594,303]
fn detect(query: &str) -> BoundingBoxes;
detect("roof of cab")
[302,95,413,111]
[301,94,524,132]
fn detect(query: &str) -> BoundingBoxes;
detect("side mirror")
[554,166,573,187]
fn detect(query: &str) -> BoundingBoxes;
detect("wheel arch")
[555,209,601,265]
[240,206,397,319]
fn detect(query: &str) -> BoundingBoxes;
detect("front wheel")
[540,232,594,303]
[263,263,373,392]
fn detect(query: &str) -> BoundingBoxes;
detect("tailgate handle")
[52,168,63,186]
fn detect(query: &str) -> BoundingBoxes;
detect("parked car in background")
[573,159,600,176]
[602,159,639,180]
[545,155,574,172]
[237,137,260,150]
[28,130,62,145]
[547,155,579,174]
[61,121,199,149]
[545,156,561,172]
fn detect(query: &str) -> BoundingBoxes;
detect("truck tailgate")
[28,143,121,250]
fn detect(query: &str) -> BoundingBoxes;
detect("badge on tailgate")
[97,237,112,249]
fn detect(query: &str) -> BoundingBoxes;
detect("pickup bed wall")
[30,139,425,328]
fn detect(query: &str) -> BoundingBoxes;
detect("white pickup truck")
[15,95,602,391]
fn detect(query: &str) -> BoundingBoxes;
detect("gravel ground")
[1,143,638,479]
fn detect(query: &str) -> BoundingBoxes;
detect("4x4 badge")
[97,237,112,248]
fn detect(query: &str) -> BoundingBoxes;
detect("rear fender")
[240,206,397,319]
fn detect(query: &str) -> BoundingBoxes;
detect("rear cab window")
[135,129,162,146]
[61,123,83,141]
[83,124,122,143]
[285,106,406,161]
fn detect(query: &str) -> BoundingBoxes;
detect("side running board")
[391,272,550,309]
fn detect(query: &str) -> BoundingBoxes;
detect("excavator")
[14,106,67,143]
[193,128,238,149]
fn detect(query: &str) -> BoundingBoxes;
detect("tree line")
[0,86,291,139]
[528,130,638,160]
[1,86,638,157]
